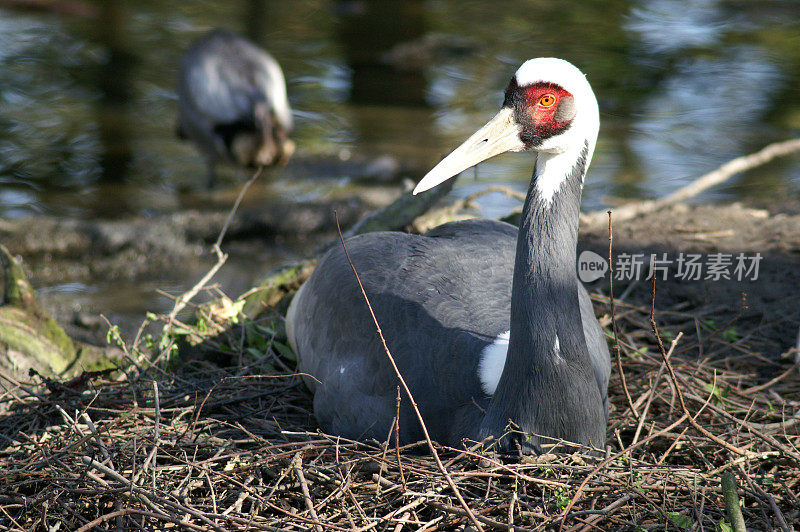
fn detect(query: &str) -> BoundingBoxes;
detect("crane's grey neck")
[480,140,597,451]
[514,142,589,294]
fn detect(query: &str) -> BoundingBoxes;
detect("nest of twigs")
[1,284,799,532]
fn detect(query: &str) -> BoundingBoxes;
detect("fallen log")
[0,244,76,384]
[580,138,800,227]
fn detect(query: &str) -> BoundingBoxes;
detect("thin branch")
[163,166,263,335]
[334,211,486,532]
[649,276,752,457]
[215,166,263,250]
[607,210,639,421]
[394,386,406,490]
[292,452,323,532]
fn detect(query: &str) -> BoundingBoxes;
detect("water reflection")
[633,46,784,194]
[92,2,134,186]
[0,0,797,217]
[243,0,275,45]
[627,0,725,54]
[336,0,429,107]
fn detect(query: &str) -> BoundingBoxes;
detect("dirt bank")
[580,201,800,357]
[0,184,402,340]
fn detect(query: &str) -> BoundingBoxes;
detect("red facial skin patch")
[523,82,575,130]
[503,79,575,148]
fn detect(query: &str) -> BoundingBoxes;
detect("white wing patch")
[554,335,564,363]
[478,331,510,395]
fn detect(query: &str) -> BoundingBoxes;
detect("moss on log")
[0,245,76,381]
[345,177,455,237]
[242,259,318,320]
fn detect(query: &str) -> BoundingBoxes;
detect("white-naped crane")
[286,58,610,453]
[177,28,294,187]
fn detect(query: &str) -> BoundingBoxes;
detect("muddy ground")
[580,201,800,358]
[2,188,799,360]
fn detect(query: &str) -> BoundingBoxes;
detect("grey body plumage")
[177,29,294,187]
[286,58,611,452]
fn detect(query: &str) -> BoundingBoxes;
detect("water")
[1,0,799,321]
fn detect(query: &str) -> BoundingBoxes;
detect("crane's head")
[413,58,599,195]
[228,102,295,169]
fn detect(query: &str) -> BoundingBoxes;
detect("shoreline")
[2,197,799,352]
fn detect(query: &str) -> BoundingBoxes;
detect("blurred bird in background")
[177,28,294,187]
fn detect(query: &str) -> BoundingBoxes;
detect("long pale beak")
[413,107,524,195]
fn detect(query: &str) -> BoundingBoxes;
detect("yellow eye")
[539,94,556,107]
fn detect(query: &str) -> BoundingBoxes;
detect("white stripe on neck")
[534,146,583,206]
